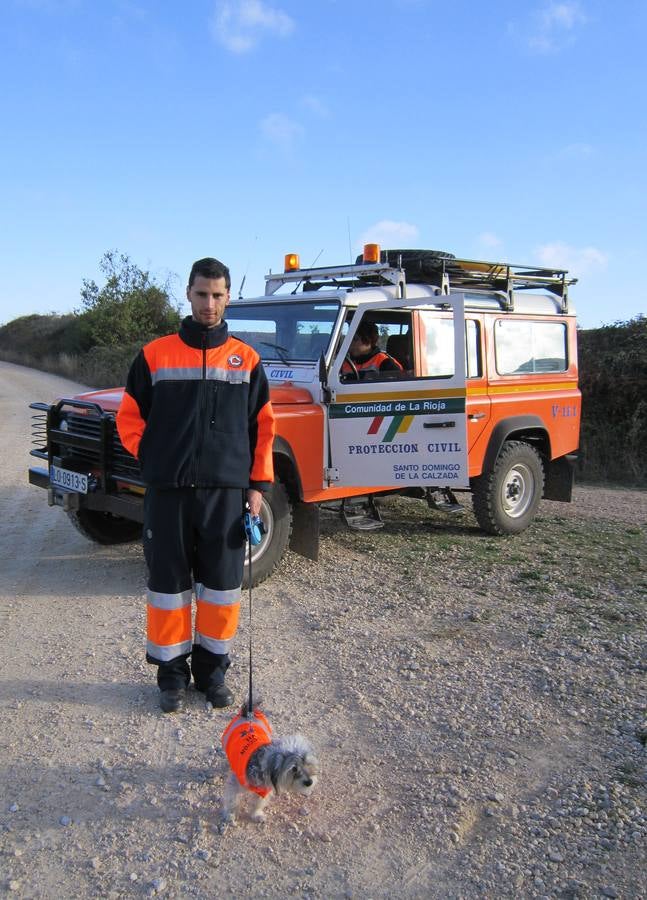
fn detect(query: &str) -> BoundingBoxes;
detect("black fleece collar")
[179,315,229,349]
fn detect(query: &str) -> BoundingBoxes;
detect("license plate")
[50,465,89,494]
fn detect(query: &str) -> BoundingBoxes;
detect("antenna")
[291,249,324,294]
[237,235,258,299]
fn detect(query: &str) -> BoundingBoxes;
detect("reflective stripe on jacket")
[221,710,273,796]
[116,316,275,490]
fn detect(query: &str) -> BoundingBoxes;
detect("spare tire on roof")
[355,249,456,282]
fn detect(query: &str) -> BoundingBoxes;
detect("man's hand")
[247,488,263,517]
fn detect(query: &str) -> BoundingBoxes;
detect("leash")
[243,508,264,719]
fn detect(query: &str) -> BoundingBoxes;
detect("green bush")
[79,250,181,348]
[577,315,647,485]
[0,251,181,387]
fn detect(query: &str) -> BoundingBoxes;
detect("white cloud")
[510,2,588,53]
[260,112,304,151]
[211,0,295,53]
[359,220,419,248]
[477,232,503,250]
[535,241,608,276]
[301,95,330,118]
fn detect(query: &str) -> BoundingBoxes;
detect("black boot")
[191,646,234,708]
[156,656,190,713]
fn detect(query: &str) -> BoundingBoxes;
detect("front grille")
[63,413,142,481]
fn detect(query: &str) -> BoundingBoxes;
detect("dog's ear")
[269,753,285,794]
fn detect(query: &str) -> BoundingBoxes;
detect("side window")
[338,312,413,382]
[419,313,454,378]
[495,320,567,374]
[466,319,481,378]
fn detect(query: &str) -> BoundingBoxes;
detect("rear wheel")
[243,478,293,587]
[472,441,544,535]
[66,509,142,544]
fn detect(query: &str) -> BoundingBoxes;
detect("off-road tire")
[243,477,293,588]
[66,509,142,544]
[472,441,544,536]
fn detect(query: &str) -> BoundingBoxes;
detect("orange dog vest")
[221,710,273,797]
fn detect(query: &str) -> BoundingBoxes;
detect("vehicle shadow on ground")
[0,679,226,716]
[0,545,145,600]
[0,679,148,710]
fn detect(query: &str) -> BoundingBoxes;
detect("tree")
[79,251,181,348]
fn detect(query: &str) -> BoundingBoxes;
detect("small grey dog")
[220,701,318,824]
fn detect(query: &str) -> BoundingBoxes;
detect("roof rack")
[264,252,577,313]
[264,261,406,298]
[438,257,576,313]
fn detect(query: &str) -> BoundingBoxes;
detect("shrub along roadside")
[0,251,181,388]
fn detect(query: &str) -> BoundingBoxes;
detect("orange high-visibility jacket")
[221,710,273,797]
[341,349,402,378]
[116,317,274,490]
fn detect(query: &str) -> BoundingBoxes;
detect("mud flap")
[543,454,576,502]
[289,501,320,561]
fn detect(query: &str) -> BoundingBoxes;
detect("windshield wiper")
[259,341,291,365]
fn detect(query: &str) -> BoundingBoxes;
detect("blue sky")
[1,0,645,329]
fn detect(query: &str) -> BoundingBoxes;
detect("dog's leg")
[220,772,243,825]
[250,792,272,823]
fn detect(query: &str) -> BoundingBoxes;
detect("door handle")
[468,412,485,421]
[423,421,455,429]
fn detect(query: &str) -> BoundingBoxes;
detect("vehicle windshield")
[226,300,340,363]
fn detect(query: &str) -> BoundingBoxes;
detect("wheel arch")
[272,437,320,562]
[272,435,302,502]
[480,416,551,476]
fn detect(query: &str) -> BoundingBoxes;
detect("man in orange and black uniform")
[341,321,403,379]
[116,257,275,713]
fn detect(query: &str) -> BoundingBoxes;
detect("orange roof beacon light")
[284,253,300,272]
[362,243,380,264]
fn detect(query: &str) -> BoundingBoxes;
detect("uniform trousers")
[143,486,245,691]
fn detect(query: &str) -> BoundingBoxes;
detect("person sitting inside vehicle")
[341,321,403,380]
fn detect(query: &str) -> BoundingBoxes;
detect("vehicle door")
[325,295,469,489]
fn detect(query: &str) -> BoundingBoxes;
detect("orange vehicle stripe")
[195,599,240,641]
[147,604,192,647]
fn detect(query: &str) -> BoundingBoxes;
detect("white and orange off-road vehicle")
[29,246,580,584]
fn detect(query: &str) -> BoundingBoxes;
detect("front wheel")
[66,508,142,544]
[472,441,544,536]
[243,478,293,587]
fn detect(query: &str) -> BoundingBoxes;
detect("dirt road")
[1,361,645,899]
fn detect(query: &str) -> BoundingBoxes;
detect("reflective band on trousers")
[195,583,241,653]
[146,637,193,661]
[147,589,192,660]
[195,584,241,605]
[221,710,273,796]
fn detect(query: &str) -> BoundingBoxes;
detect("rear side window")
[419,314,455,377]
[418,314,481,379]
[495,320,567,375]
